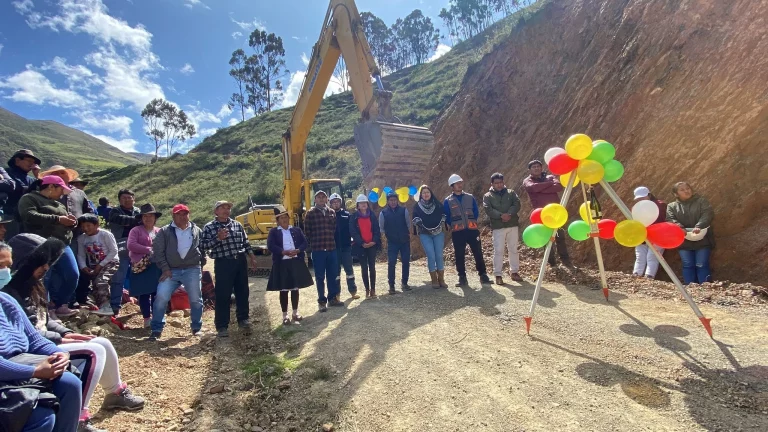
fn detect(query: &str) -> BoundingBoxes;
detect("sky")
[0,0,452,155]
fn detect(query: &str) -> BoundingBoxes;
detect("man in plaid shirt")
[201,200,258,337]
[303,190,343,311]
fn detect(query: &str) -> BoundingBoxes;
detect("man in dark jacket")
[108,189,140,315]
[329,193,358,300]
[483,173,523,284]
[522,160,573,268]
[0,149,41,239]
[444,174,491,286]
[379,192,412,294]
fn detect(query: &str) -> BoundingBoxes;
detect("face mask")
[0,268,11,289]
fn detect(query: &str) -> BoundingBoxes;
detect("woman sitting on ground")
[349,194,382,297]
[665,181,715,285]
[126,204,163,329]
[267,207,313,325]
[631,186,667,279]
[3,234,145,432]
[0,240,81,432]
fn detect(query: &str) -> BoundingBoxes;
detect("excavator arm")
[282,0,434,220]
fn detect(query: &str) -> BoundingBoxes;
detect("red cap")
[172,204,190,214]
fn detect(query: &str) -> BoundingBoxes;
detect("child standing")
[77,213,119,316]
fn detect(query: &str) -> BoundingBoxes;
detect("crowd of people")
[0,147,715,432]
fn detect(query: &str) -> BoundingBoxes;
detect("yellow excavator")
[236,0,434,273]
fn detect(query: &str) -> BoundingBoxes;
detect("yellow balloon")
[541,203,568,229]
[579,201,594,223]
[577,159,605,184]
[377,195,386,207]
[396,187,409,195]
[559,171,581,187]
[372,188,381,194]
[614,220,647,247]
[398,193,409,203]
[565,134,593,160]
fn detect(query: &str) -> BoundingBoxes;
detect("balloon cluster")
[523,134,686,250]
[367,185,420,206]
[544,134,625,185]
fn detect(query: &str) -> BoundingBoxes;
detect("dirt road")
[94,262,767,432]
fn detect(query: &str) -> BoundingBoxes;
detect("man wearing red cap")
[149,204,206,341]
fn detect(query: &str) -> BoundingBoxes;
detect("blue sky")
[0,0,451,155]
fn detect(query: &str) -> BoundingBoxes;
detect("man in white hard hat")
[303,190,343,311]
[443,174,491,286]
[329,193,359,300]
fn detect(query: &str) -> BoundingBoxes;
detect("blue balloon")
[408,185,418,195]
[383,186,393,194]
[368,191,378,202]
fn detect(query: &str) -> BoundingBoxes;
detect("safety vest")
[447,193,478,232]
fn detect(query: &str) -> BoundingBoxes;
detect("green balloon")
[523,224,555,249]
[603,159,625,182]
[587,141,616,165]
[567,220,590,241]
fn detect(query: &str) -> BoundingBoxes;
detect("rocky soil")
[426,0,768,283]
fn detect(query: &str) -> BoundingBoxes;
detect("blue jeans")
[336,248,357,294]
[419,232,445,272]
[387,241,410,286]
[311,250,340,305]
[151,267,203,333]
[44,246,79,308]
[109,255,131,311]
[23,371,81,432]
[679,248,712,285]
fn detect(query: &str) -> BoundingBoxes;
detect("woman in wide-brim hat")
[126,204,163,327]
[39,165,80,184]
[266,206,313,325]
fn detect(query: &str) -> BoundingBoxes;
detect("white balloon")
[631,200,660,227]
[544,147,566,164]
[413,193,420,202]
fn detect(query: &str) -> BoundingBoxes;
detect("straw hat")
[39,165,79,184]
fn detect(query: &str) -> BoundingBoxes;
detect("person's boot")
[495,276,504,285]
[388,284,399,295]
[429,271,439,288]
[480,274,491,284]
[456,275,468,287]
[101,386,145,411]
[510,272,523,282]
[401,282,412,292]
[437,270,448,288]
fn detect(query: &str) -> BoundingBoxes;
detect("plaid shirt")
[303,206,337,251]
[201,218,252,259]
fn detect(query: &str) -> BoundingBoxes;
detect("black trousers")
[213,255,250,330]
[548,228,570,265]
[452,229,487,278]
[357,247,377,291]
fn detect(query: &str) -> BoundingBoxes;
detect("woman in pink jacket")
[126,204,162,328]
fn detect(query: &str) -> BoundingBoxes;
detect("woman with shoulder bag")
[126,204,163,328]
[350,195,382,298]
[411,186,448,288]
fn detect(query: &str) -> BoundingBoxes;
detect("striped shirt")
[201,218,252,259]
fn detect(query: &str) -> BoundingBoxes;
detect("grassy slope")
[87,3,548,226]
[0,107,141,173]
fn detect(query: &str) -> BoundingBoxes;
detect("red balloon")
[646,222,685,249]
[530,208,543,224]
[548,153,579,175]
[598,219,617,239]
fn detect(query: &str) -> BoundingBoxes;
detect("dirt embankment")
[426,0,768,283]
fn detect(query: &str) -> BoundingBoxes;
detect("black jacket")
[0,165,34,217]
[108,206,140,239]
[334,209,353,249]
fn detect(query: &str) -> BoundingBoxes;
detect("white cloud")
[0,68,86,107]
[300,53,310,67]
[12,0,33,14]
[291,36,300,40]
[231,31,242,39]
[228,118,239,126]
[87,131,138,153]
[428,44,451,62]
[86,47,164,111]
[216,104,232,119]
[279,69,340,109]
[231,17,266,31]
[198,127,218,138]
[41,57,103,90]
[184,0,210,9]
[0,44,4,56]
[180,63,195,75]
[74,112,132,136]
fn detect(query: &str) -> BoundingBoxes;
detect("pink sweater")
[127,225,160,264]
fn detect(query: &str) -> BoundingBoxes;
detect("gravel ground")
[73,256,768,432]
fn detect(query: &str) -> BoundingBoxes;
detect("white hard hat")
[329,193,342,202]
[356,194,368,203]
[448,174,463,186]
[633,186,650,200]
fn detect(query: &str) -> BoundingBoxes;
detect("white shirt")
[280,226,296,260]
[172,222,194,259]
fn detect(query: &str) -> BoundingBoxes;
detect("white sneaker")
[93,304,114,316]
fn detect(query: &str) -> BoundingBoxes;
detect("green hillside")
[0,107,142,174]
[87,3,547,225]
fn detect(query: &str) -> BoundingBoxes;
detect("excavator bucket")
[354,121,435,188]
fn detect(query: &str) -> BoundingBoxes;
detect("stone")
[322,423,334,432]
[87,314,101,324]
[183,309,191,317]
[208,384,225,394]
[183,408,194,415]
[169,319,184,329]
[251,427,263,432]
[167,426,179,431]
[277,380,291,391]
[169,310,184,318]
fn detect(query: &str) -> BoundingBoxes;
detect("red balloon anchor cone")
[699,316,713,338]
[523,316,532,334]
[602,287,610,300]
